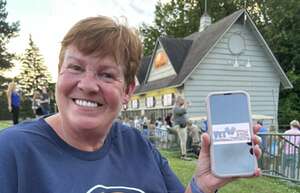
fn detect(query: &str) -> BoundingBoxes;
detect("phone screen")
[208,92,256,177]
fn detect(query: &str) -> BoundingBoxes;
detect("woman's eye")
[97,72,116,82]
[67,64,84,73]
[103,73,113,78]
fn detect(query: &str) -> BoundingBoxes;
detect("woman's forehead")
[64,46,119,66]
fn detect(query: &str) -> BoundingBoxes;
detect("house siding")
[184,23,280,127]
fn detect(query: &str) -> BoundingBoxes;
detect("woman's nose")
[77,71,100,93]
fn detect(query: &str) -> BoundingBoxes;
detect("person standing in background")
[6,82,21,125]
[40,87,50,115]
[32,90,43,117]
[164,112,173,128]
[187,120,201,156]
[257,120,268,151]
[173,96,190,160]
[283,120,300,178]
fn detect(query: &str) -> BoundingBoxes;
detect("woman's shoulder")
[112,121,143,138]
[0,119,46,144]
[111,121,152,147]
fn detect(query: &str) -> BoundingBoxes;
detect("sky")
[5,0,159,81]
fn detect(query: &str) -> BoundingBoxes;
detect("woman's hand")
[194,125,262,193]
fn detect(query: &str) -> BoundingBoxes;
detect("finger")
[199,133,210,157]
[247,168,261,178]
[254,168,261,177]
[253,144,262,158]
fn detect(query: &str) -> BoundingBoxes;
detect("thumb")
[199,133,211,157]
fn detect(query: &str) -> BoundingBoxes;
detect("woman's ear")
[122,81,136,104]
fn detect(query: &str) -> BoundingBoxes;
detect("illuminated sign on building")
[154,51,168,69]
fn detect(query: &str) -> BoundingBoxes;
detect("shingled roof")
[135,9,292,94]
[136,56,151,84]
[158,37,193,74]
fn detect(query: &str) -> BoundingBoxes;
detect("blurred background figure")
[164,112,173,128]
[32,90,43,117]
[40,87,51,115]
[257,120,268,151]
[282,120,300,178]
[6,82,21,125]
[186,119,201,156]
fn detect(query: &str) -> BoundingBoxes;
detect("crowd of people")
[5,82,52,124]
[120,96,202,160]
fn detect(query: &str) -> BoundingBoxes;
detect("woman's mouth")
[73,99,102,108]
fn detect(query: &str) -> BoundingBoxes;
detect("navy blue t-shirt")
[0,118,184,193]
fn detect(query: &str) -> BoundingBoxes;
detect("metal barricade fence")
[258,133,300,182]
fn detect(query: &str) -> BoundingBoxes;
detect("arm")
[151,144,185,193]
[7,91,12,112]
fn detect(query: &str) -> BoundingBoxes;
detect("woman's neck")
[45,114,108,152]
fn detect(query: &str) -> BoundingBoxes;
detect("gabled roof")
[136,56,151,84]
[159,37,193,73]
[135,9,292,94]
[143,37,192,84]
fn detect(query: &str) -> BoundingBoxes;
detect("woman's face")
[56,45,135,135]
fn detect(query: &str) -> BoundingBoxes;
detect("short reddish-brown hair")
[58,16,142,85]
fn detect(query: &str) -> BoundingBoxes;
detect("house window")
[131,99,139,109]
[146,96,156,108]
[162,93,175,106]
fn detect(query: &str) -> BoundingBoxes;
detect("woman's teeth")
[74,99,98,108]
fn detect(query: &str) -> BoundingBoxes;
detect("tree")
[0,0,19,92]
[139,0,201,56]
[0,0,19,71]
[139,0,248,55]
[255,0,300,126]
[18,35,51,96]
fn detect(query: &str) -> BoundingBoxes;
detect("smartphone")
[206,91,257,177]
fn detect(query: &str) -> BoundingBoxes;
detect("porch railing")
[258,133,300,182]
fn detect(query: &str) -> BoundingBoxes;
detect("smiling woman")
[0,15,185,193]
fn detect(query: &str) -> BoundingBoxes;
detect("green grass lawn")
[0,120,11,131]
[160,149,300,193]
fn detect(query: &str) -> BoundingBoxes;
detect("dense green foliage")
[17,35,51,96]
[0,0,19,92]
[0,0,19,120]
[139,0,300,127]
[0,0,19,71]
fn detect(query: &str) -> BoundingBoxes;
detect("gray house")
[125,9,292,128]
